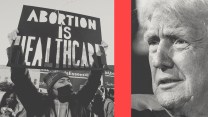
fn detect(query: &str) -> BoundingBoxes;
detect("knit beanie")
[43,72,70,91]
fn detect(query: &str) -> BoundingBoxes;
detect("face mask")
[57,85,73,103]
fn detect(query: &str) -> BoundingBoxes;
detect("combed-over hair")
[138,0,208,38]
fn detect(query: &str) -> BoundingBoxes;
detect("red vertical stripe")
[115,0,131,117]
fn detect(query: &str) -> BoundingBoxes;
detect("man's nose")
[64,81,70,85]
[152,41,174,71]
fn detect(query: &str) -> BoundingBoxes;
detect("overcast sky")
[0,0,114,65]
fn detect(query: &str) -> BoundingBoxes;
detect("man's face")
[145,9,208,111]
[52,77,73,96]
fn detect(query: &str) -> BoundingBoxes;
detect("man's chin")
[155,91,188,110]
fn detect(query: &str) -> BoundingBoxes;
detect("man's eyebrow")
[163,34,179,40]
[144,31,157,42]
[162,29,186,39]
[144,28,188,42]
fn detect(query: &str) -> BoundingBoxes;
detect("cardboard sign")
[10,5,103,70]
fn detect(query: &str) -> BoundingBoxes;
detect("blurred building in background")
[0,65,114,94]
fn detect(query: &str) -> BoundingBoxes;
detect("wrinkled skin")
[145,9,208,116]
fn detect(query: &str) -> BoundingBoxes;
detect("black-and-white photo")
[0,0,114,117]
[132,0,208,117]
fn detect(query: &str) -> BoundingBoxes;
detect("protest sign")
[8,5,104,70]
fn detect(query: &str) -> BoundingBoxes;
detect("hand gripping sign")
[7,5,107,70]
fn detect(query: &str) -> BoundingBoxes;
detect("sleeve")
[7,45,48,114]
[76,69,102,106]
[76,55,103,106]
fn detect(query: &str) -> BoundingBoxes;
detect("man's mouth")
[157,78,183,90]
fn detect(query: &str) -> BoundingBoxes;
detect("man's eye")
[59,80,64,83]
[148,40,159,45]
[174,39,187,44]
[147,36,160,46]
[173,39,189,49]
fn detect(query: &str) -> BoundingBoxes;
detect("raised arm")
[76,67,103,106]
[75,41,107,106]
[7,30,48,115]
[76,47,107,107]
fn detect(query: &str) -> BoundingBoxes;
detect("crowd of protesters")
[0,30,114,117]
[89,87,114,117]
[0,82,26,117]
[0,81,114,117]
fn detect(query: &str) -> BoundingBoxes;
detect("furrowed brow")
[164,34,179,40]
[144,31,157,42]
[163,29,186,40]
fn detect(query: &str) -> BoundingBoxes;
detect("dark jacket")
[7,46,103,117]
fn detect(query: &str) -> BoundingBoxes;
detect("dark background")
[131,0,154,116]
[131,0,153,95]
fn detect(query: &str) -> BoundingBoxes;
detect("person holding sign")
[7,30,106,117]
[104,88,114,117]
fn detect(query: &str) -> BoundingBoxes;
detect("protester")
[91,87,105,117]
[0,91,17,117]
[7,30,106,117]
[103,89,114,117]
[0,90,26,117]
[133,0,208,116]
